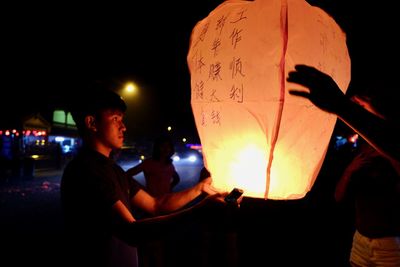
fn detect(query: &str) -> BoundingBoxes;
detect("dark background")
[2,0,398,139]
[1,1,399,266]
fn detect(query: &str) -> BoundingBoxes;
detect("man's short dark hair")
[70,81,127,136]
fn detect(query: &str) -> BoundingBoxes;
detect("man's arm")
[126,161,144,177]
[113,193,229,247]
[131,177,221,215]
[170,170,180,189]
[287,64,400,166]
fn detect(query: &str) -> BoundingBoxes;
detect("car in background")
[172,146,203,166]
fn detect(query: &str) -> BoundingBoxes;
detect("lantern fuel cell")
[224,188,244,204]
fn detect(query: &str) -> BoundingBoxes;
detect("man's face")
[96,109,126,150]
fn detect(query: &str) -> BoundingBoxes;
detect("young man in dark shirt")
[60,84,224,267]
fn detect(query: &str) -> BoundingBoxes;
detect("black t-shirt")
[60,147,142,267]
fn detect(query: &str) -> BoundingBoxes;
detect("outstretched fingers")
[288,90,311,98]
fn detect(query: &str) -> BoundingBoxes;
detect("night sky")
[2,0,398,142]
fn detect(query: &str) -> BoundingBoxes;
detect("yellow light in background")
[124,82,137,95]
[182,138,187,143]
[167,126,172,131]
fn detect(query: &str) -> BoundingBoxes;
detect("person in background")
[125,135,180,267]
[127,135,180,197]
[60,83,225,267]
[287,64,400,267]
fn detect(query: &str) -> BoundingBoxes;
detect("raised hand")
[287,64,400,167]
[286,64,348,114]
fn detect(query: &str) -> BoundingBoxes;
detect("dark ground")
[1,124,358,267]
[0,164,355,267]
[0,169,64,267]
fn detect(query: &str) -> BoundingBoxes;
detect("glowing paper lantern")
[187,0,350,199]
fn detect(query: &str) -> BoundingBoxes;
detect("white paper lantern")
[187,0,350,199]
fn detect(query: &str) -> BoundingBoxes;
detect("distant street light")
[123,82,138,95]
[118,81,140,144]
[117,81,139,102]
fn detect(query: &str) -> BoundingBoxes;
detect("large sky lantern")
[187,0,351,199]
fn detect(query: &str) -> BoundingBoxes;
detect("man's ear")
[84,115,97,132]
